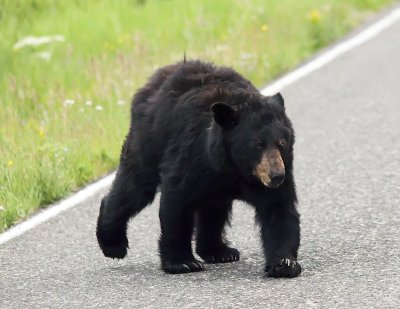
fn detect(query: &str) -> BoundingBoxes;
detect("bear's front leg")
[256,203,301,278]
[158,192,204,274]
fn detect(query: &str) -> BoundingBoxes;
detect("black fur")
[96,60,301,278]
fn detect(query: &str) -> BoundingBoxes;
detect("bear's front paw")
[265,258,301,278]
[161,258,205,274]
[197,246,240,264]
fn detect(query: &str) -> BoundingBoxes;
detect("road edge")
[0,172,115,245]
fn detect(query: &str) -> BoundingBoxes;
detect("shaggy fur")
[96,60,301,278]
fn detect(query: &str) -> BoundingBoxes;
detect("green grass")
[0,0,394,231]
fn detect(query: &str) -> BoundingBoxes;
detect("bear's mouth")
[254,167,271,187]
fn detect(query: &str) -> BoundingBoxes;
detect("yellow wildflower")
[118,33,131,44]
[308,9,322,23]
[7,160,13,167]
[38,127,45,138]
[261,24,269,32]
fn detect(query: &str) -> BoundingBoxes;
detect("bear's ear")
[269,92,285,108]
[211,103,238,127]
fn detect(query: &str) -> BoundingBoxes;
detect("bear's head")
[208,92,294,189]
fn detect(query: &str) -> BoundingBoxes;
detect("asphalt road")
[1,9,400,309]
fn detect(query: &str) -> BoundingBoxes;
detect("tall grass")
[0,0,394,231]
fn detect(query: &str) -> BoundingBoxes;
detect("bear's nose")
[269,172,285,188]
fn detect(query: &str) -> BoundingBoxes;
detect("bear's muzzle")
[253,149,285,188]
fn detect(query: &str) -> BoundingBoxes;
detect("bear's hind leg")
[195,200,240,263]
[158,192,204,274]
[96,167,158,259]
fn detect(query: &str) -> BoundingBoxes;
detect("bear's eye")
[255,143,263,151]
[277,139,287,150]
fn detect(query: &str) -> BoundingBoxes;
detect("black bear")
[96,60,301,278]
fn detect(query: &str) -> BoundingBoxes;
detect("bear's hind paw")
[97,235,129,259]
[198,246,240,264]
[101,243,128,259]
[162,259,205,274]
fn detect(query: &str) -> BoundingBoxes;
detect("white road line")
[261,6,400,96]
[1,6,400,245]
[0,173,115,245]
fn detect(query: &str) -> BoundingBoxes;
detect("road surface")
[1,7,400,309]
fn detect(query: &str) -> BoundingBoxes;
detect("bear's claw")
[162,259,205,274]
[97,231,129,260]
[198,246,240,264]
[265,258,301,278]
[99,241,128,259]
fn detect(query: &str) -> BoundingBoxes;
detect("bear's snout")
[253,149,285,188]
[269,170,285,188]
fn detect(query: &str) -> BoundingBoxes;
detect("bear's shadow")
[100,255,270,281]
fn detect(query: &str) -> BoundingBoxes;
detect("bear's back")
[160,60,255,98]
[130,60,259,132]
[127,61,263,166]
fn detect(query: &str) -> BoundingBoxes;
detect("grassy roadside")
[0,0,394,231]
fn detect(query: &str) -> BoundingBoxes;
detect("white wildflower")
[95,105,103,111]
[35,51,52,61]
[64,99,75,106]
[117,99,126,106]
[0,205,5,212]
[13,35,65,50]
[239,53,255,60]
[79,108,85,113]
[215,44,228,52]
[85,100,93,106]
